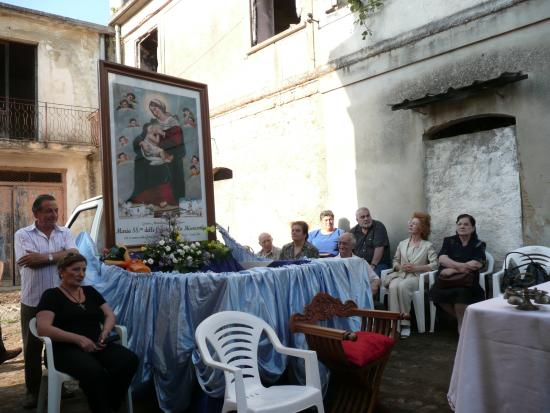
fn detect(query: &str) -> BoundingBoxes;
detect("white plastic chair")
[29,318,133,413]
[194,311,324,413]
[490,246,550,298]
[427,251,495,332]
[379,269,429,333]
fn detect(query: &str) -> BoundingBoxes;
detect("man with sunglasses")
[14,194,79,408]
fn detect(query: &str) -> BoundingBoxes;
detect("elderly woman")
[385,212,438,338]
[279,221,320,260]
[36,254,138,413]
[308,210,344,257]
[429,214,486,334]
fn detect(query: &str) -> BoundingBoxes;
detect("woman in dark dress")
[429,214,486,334]
[36,253,138,413]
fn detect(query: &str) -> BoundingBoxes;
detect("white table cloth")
[448,281,550,413]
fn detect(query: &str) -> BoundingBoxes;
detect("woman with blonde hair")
[385,212,438,338]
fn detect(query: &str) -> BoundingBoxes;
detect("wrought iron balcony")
[0,97,99,147]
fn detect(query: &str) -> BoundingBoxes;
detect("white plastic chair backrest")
[29,317,58,375]
[195,311,267,397]
[485,252,494,273]
[503,246,550,272]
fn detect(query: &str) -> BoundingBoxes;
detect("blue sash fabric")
[77,234,373,412]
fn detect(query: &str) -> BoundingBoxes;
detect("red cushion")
[341,331,396,367]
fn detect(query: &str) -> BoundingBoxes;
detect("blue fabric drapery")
[77,234,373,412]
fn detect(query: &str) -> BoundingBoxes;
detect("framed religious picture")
[98,60,215,247]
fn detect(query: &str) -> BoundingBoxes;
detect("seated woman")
[386,212,438,338]
[279,221,320,260]
[429,214,486,334]
[36,253,138,413]
[308,210,344,257]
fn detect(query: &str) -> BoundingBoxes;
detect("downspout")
[115,24,122,63]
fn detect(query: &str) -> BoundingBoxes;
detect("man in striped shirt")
[15,194,78,408]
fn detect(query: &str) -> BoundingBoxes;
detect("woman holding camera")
[36,253,138,413]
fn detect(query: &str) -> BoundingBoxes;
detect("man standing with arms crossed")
[15,194,78,408]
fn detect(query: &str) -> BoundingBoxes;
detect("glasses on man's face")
[338,241,351,246]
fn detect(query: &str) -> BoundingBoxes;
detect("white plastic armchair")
[427,251,495,331]
[490,246,550,298]
[29,318,133,413]
[194,311,324,413]
[379,269,428,333]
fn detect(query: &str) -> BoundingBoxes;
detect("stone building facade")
[109,0,549,262]
[0,3,112,285]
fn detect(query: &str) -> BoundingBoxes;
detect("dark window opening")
[326,0,349,13]
[0,41,37,139]
[138,29,158,72]
[425,115,516,140]
[252,0,301,46]
[0,170,62,183]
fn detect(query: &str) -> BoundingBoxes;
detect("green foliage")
[347,0,385,39]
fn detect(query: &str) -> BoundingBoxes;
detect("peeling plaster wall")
[115,0,549,258]
[323,0,550,258]
[0,9,102,107]
[0,148,100,216]
[211,84,326,248]
[425,127,522,259]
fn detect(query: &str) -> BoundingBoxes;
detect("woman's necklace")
[59,285,86,310]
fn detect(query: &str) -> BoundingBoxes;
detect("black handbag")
[436,271,474,289]
[502,251,549,289]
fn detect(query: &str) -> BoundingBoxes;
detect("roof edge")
[108,0,150,26]
[0,2,113,34]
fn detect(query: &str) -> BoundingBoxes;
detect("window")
[137,29,158,72]
[425,115,516,140]
[0,40,37,139]
[251,0,301,46]
[68,207,97,240]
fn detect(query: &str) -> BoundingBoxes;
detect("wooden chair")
[290,292,408,413]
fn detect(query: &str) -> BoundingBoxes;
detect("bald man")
[257,233,281,260]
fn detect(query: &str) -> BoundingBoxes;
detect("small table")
[448,281,550,413]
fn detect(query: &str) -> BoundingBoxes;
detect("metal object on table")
[503,286,550,311]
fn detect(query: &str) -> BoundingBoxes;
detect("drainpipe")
[115,24,121,63]
[99,34,106,60]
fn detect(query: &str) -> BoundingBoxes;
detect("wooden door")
[0,184,65,286]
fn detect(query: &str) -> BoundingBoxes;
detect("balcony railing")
[0,97,99,147]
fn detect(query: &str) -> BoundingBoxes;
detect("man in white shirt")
[15,194,78,408]
[336,232,380,296]
[257,232,281,260]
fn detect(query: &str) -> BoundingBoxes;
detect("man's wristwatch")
[48,253,53,263]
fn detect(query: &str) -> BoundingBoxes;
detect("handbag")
[502,252,550,289]
[436,271,474,289]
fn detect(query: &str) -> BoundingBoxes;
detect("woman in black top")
[429,214,486,334]
[37,253,138,413]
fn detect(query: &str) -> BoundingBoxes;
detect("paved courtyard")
[1,289,456,412]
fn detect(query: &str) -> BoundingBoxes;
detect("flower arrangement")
[140,211,230,273]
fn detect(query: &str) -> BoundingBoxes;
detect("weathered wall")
[0,8,103,107]
[323,0,550,257]
[425,127,522,259]
[115,0,549,258]
[211,82,326,247]
[0,146,100,215]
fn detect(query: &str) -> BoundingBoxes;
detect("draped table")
[78,236,374,412]
[447,281,550,413]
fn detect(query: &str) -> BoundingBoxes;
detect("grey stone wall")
[424,126,522,263]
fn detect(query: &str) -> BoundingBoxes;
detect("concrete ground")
[1,290,457,412]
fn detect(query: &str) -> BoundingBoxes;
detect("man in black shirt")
[349,207,391,275]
